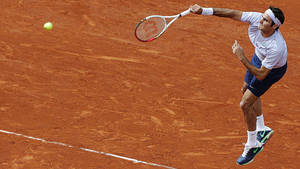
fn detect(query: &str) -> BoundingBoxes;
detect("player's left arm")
[232,40,270,80]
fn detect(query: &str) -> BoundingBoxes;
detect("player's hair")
[269,6,285,30]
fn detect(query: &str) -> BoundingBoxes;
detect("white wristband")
[201,8,213,15]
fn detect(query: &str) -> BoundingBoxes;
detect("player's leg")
[240,89,258,132]
[242,82,263,127]
[252,98,265,130]
[236,89,263,165]
[251,98,273,143]
[252,98,262,117]
[241,81,264,144]
[252,98,274,144]
[252,98,267,131]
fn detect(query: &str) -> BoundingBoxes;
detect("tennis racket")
[134,9,191,42]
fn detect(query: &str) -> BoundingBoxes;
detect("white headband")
[265,9,281,26]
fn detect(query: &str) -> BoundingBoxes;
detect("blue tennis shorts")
[244,53,287,97]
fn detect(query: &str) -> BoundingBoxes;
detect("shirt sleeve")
[241,12,262,24]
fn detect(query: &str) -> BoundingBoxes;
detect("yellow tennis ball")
[44,22,53,30]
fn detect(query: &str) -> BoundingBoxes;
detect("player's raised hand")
[232,40,245,60]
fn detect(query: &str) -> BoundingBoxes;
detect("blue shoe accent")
[236,143,264,165]
[257,129,274,144]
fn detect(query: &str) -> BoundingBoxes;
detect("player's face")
[258,13,274,33]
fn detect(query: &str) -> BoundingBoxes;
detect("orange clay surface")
[1,0,300,169]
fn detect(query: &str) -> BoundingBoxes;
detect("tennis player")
[190,4,287,165]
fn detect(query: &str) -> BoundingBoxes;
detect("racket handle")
[180,9,190,17]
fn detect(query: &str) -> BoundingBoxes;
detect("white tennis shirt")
[241,12,287,69]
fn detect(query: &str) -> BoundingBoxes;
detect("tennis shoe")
[236,141,264,165]
[257,126,274,144]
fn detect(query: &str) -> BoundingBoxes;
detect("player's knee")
[240,99,251,112]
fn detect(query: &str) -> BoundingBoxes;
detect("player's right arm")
[190,4,243,21]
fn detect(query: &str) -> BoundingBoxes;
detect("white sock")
[246,130,257,147]
[256,114,265,131]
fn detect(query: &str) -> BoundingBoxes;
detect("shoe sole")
[236,146,264,166]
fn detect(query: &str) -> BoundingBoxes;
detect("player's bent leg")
[252,98,262,117]
[240,89,258,131]
[251,98,274,144]
[237,89,264,165]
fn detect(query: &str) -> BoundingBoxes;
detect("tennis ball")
[44,22,53,30]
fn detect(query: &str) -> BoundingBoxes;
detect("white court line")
[0,129,176,169]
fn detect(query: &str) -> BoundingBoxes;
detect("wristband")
[201,8,214,15]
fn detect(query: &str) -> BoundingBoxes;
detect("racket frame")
[135,9,190,42]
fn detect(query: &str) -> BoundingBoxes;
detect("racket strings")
[135,17,165,41]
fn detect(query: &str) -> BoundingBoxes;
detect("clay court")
[1,0,300,168]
